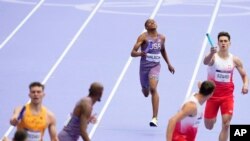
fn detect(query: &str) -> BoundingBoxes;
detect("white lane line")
[185,0,222,100]
[0,0,45,50]
[42,0,105,84]
[89,0,164,139]
[1,0,105,139]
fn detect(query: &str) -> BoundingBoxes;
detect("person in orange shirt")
[10,82,58,141]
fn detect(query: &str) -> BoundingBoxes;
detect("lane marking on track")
[0,0,45,50]
[184,0,222,100]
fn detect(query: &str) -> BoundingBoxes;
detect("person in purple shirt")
[58,82,103,141]
[131,19,175,127]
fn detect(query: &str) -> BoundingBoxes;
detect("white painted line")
[0,0,45,50]
[1,126,14,141]
[1,0,105,139]
[184,0,222,100]
[89,0,164,139]
[42,0,105,84]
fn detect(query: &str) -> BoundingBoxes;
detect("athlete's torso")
[18,104,47,141]
[140,33,163,67]
[207,53,235,97]
[174,95,202,139]
[63,114,81,141]
[62,98,93,141]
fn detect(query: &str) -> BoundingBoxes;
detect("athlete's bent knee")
[222,120,230,129]
[149,88,157,94]
[205,119,216,130]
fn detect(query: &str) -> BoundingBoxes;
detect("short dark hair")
[144,19,151,28]
[89,82,103,96]
[218,31,231,41]
[13,129,27,141]
[199,80,215,96]
[29,82,44,90]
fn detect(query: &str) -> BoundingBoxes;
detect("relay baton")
[17,106,26,120]
[206,33,214,47]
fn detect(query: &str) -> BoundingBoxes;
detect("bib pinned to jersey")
[27,130,42,141]
[146,53,161,62]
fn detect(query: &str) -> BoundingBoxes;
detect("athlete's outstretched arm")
[131,33,146,57]
[234,56,249,94]
[160,36,175,74]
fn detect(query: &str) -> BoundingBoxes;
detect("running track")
[0,0,250,140]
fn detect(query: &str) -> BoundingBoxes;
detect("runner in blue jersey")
[131,19,175,127]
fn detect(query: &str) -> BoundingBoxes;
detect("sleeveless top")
[140,33,163,67]
[174,95,202,139]
[63,114,81,140]
[18,103,47,141]
[207,53,235,98]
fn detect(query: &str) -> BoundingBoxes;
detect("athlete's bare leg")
[149,77,159,118]
[219,114,232,141]
[204,118,217,130]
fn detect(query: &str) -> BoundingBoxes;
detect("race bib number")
[27,131,41,141]
[146,53,161,62]
[215,71,231,82]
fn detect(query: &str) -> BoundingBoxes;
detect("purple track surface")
[1,0,250,140]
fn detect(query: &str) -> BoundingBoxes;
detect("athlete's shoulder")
[158,33,165,38]
[46,109,56,125]
[182,101,197,113]
[136,32,147,41]
[79,97,92,110]
[158,33,166,42]
[233,55,243,67]
[232,54,240,60]
[140,32,148,38]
